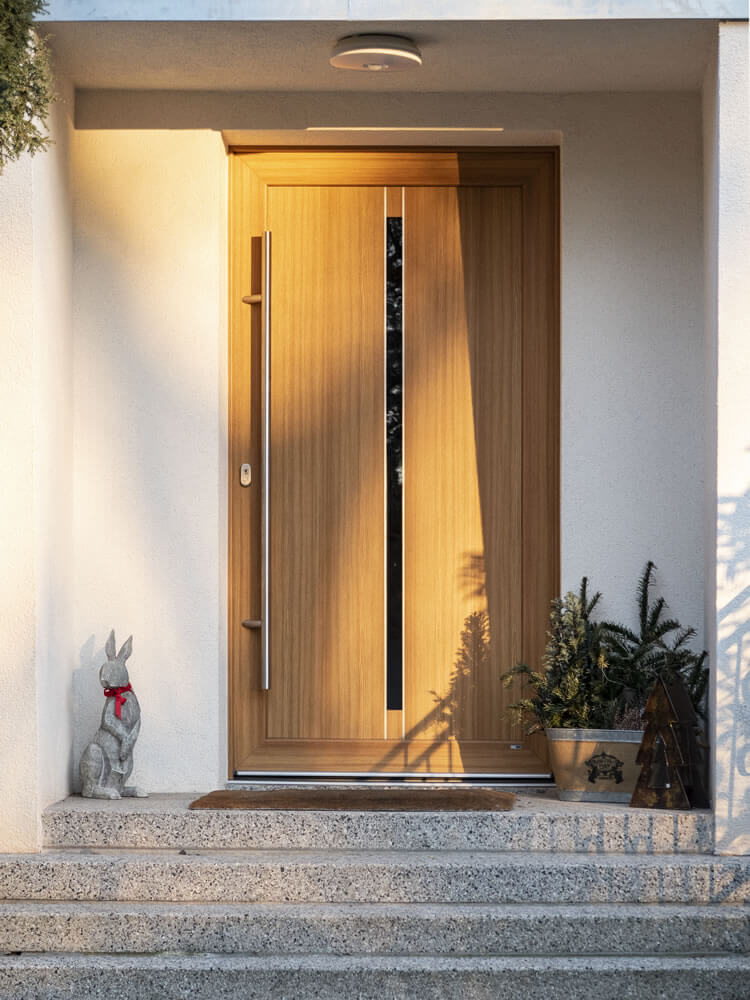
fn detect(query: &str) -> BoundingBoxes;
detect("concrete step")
[1,900,747,956]
[2,953,750,1000]
[42,792,714,854]
[2,850,748,904]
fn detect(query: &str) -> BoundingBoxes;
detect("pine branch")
[0,0,54,172]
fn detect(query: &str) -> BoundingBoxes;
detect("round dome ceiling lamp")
[330,35,422,72]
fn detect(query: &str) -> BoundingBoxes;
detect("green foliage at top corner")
[502,562,709,734]
[0,0,54,173]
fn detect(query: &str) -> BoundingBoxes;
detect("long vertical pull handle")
[241,230,271,691]
[260,230,271,690]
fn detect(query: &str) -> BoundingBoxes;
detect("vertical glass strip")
[386,217,403,711]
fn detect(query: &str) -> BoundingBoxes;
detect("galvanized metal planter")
[546,728,644,803]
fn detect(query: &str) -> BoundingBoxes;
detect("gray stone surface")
[1,901,748,956]
[6,799,745,998]
[42,791,715,854]
[2,954,750,1000]
[2,850,749,904]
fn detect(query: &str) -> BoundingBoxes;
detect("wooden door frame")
[227,147,560,779]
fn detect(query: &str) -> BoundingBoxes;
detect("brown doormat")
[189,787,514,811]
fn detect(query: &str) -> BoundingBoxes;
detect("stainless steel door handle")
[260,230,271,690]
[241,231,271,690]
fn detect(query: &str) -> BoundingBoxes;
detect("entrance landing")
[42,789,713,854]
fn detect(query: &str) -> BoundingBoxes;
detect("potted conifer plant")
[503,566,708,802]
[599,561,708,725]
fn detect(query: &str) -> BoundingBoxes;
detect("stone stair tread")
[4,899,746,915]
[2,849,749,904]
[22,846,750,867]
[2,952,750,1000]
[1,900,748,957]
[41,793,715,854]
[27,846,740,862]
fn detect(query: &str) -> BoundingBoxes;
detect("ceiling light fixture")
[330,35,422,72]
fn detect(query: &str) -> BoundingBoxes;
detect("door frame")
[227,147,560,779]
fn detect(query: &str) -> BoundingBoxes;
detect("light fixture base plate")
[330,34,423,72]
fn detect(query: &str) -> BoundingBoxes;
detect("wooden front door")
[228,151,558,777]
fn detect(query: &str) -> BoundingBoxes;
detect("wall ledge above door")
[41,0,747,22]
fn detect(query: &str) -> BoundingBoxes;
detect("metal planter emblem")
[585,750,624,785]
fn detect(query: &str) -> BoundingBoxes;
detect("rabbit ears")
[105,630,133,663]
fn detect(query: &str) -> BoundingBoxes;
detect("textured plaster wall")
[706,22,750,855]
[71,130,227,793]
[0,155,39,851]
[34,63,75,818]
[0,59,74,851]
[67,92,705,791]
[557,93,704,632]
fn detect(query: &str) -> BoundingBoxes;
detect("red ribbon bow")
[104,683,132,719]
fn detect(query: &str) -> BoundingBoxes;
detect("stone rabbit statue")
[79,630,147,799]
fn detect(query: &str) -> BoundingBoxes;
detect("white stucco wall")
[0,154,39,851]
[71,130,227,793]
[34,64,75,817]
[558,93,704,632]
[66,91,706,792]
[0,60,74,851]
[705,22,750,855]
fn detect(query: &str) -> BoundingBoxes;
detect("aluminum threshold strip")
[232,772,553,780]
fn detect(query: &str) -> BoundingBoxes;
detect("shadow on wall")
[715,485,750,855]
[434,609,492,742]
[71,635,106,793]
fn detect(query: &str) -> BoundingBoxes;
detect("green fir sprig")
[0,0,53,172]
[502,564,708,733]
[599,561,709,719]
[503,578,618,732]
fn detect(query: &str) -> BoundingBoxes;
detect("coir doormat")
[189,787,515,811]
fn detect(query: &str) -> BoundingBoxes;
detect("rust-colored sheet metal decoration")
[666,678,710,809]
[631,676,708,811]
[190,787,515,812]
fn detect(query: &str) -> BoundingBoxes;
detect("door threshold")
[231,773,553,785]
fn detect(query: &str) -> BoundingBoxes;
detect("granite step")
[1,900,748,957]
[2,953,750,1000]
[2,850,749,904]
[42,792,714,854]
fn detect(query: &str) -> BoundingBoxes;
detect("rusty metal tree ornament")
[631,678,688,809]
[631,675,708,810]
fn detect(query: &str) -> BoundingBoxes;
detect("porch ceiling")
[48,19,714,93]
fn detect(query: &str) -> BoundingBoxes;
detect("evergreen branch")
[0,0,54,172]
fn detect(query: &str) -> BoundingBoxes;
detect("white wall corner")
[0,49,77,853]
[703,24,720,832]
[33,53,76,819]
[0,151,41,852]
[708,20,750,855]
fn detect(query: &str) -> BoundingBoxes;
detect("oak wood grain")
[234,739,546,775]
[265,185,386,740]
[233,149,556,188]
[386,710,404,741]
[386,186,403,217]
[403,186,523,742]
[228,158,264,772]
